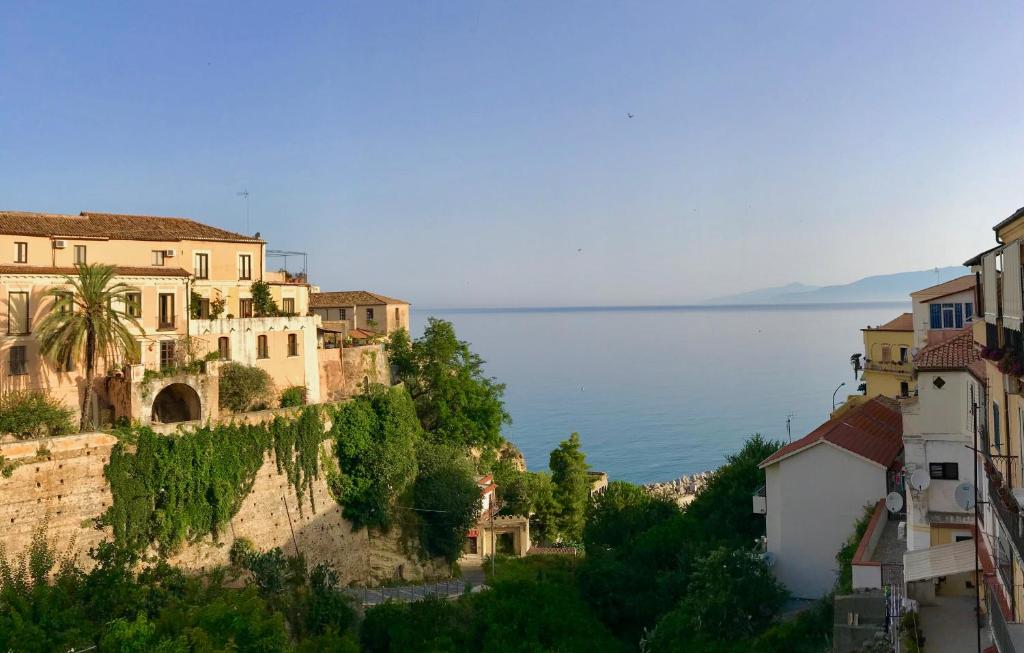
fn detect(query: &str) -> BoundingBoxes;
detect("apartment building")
[310,290,410,336]
[0,211,321,426]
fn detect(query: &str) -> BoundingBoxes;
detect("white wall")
[911,288,975,350]
[764,443,887,599]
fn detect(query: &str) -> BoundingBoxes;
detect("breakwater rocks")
[643,472,712,507]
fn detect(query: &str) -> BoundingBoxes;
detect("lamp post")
[832,382,846,413]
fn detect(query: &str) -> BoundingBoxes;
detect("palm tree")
[35,263,143,430]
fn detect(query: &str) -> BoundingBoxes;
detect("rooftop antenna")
[237,189,251,234]
[785,413,794,443]
[935,266,940,284]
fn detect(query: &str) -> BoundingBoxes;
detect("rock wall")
[0,428,447,585]
[341,344,391,395]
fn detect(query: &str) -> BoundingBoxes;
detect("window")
[194,253,209,279]
[9,345,27,375]
[366,307,374,322]
[394,307,399,322]
[52,291,73,314]
[8,291,29,334]
[930,302,969,329]
[288,333,298,357]
[125,292,142,318]
[257,335,269,359]
[197,298,210,319]
[880,344,891,363]
[58,348,74,373]
[218,336,230,360]
[966,302,974,322]
[281,298,295,314]
[340,308,347,320]
[152,250,166,266]
[239,298,253,318]
[929,462,959,480]
[14,242,27,263]
[899,346,909,363]
[994,402,1002,448]
[158,293,175,329]
[159,340,175,370]
[900,381,909,397]
[74,245,87,265]
[238,254,252,280]
[955,534,973,543]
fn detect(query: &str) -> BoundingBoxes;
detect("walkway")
[344,579,467,606]
[918,596,991,653]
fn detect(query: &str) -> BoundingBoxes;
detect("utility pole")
[972,400,981,653]
[785,414,794,443]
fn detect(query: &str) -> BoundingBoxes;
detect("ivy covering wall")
[103,406,326,555]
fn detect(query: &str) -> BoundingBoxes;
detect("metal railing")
[988,471,1024,572]
[863,360,912,373]
[989,586,1018,653]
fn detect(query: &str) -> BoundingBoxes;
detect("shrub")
[0,391,74,439]
[280,386,306,408]
[219,363,274,413]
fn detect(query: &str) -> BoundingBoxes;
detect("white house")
[758,396,903,599]
[909,275,977,351]
[902,330,985,552]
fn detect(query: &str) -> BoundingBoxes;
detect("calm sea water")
[410,303,906,484]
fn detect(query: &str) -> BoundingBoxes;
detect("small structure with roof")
[310,290,410,335]
[909,274,977,350]
[861,312,916,399]
[758,396,904,599]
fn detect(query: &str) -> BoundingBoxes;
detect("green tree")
[549,432,590,542]
[250,280,279,317]
[218,362,274,412]
[386,320,510,448]
[35,263,142,430]
[329,387,421,529]
[584,481,679,553]
[413,443,482,561]
[650,547,788,651]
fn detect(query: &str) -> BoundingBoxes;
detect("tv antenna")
[934,266,940,284]
[237,189,251,233]
[785,414,794,443]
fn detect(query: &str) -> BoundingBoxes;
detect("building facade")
[0,211,322,426]
[310,290,410,336]
[861,313,916,399]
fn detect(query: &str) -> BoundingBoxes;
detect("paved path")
[344,579,467,606]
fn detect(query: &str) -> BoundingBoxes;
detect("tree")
[584,481,679,553]
[218,362,274,412]
[413,444,482,561]
[386,320,510,448]
[549,432,590,543]
[650,547,788,651]
[250,280,279,317]
[35,263,142,430]
[329,387,421,529]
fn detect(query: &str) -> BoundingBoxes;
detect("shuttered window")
[8,292,29,334]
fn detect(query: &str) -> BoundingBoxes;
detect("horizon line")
[410,300,910,313]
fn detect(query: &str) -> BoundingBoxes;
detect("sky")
[2,2,1023,307]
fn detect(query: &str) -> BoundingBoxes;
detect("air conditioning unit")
[164,249,176,257]
[53,239,67,249]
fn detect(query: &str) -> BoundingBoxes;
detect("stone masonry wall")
[0,429,447,584]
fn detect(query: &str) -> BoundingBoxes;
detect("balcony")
[863,359,912,374]
[986,466,1024,564]
[752,485,767,515]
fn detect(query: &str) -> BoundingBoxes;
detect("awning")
[317,325,345,334]
[904,540,977,582]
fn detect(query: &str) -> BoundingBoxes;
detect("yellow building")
[0,211,325,426]
[860,313,915,399]
[310,290,410,336]
[967,204,1024,634]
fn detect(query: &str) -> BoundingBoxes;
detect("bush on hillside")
[280,386,306,408]
[0,391,74,439]
[218,363,274,413]
[413,444,481,561]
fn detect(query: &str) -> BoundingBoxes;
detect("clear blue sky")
[2,2,1023,307]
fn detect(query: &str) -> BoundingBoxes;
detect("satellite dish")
[885,492,904,513]
[909,468,931,492]
[955,482,977,511]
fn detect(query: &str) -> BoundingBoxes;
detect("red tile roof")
[760,396,903,468]
[0,211,261,243]
[914,329,984,378]
[310,290,408,307]
[910,274,975,301]
[0,265,190,278]
[864,313,913,332]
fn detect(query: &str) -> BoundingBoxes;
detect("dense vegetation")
[0,390,74,439]
[387,319,511,448]
[218,362,275,412]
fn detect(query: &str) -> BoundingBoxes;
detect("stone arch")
[151,383,202,423]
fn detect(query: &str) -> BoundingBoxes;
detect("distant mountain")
[704,266,969,305]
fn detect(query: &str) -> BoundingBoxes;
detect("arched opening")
[151,383,202,423]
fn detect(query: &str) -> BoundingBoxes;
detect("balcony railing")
[863,360,912,374]
[987,468,1024,566]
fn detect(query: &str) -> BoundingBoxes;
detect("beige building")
[0,211,323,426]
[860,313,916,399]
[310,290,410,335]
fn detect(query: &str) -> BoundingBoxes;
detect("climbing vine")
[103,406,329,555]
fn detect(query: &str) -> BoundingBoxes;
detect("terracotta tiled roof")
[347,328,378,340]
[760,396,903,468]
[910,274,975,301]
[310,290,408,307]
[0,211,261,243]
[0,265,190,278]
[864,313,913,332]
[914,329,984,377]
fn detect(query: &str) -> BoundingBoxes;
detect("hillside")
[705,266,968,305]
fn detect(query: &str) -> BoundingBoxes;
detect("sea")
[410,303,908,485]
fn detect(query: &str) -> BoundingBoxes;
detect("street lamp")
[832,382,846,413]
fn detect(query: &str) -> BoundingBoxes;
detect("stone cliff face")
[0,431,448,585]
